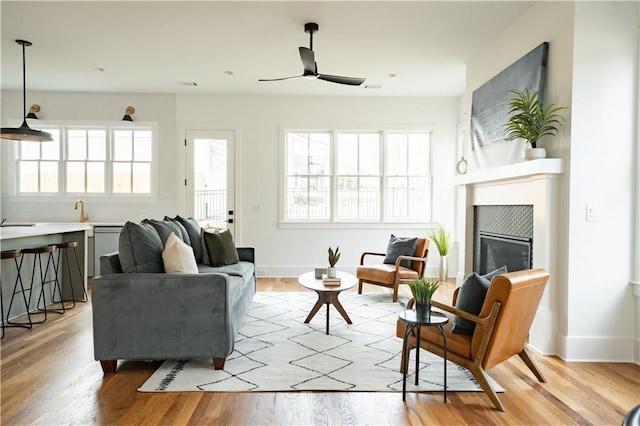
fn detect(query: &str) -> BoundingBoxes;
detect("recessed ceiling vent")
[177,81,198,87]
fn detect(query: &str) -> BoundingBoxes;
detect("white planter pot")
[327,267,337,278]
[524,147,546,161]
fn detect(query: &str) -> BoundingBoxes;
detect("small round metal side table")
[398,309,449,402]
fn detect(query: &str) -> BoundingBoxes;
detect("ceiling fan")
[259,22,366,86]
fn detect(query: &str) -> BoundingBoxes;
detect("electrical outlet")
[21,212,30,219]
[40,213,50,219]
[257,268,268,276]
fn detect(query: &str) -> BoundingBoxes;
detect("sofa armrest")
[92,272,240,360]
[236,247,255,264]
[100,252,123,274]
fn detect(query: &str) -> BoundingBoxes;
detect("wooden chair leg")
[100,360,117,374]
[212,357,226,370]
[357,279,363,294]
[468,364,506,412]
[518,347,547,382]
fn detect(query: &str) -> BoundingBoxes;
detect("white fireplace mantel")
[456,157,564,355]
[455,158,564,186]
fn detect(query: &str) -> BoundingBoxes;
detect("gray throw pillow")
[452,266,508,335]
[174,215,204,263]
[203,228,239,266]
[163,216,191,244]
[142,218,186,246]
[118,221,164,273]
[383,235,417,268]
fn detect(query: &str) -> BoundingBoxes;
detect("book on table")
[322,276,341,286]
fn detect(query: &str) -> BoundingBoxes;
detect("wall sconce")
[122,106,135,122]
[26,104,40,119]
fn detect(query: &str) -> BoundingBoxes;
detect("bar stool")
[2,249,32,338]
[22,244,65,323]
[51,241,87,308]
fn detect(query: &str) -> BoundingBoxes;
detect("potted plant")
[327,246,340,278]
[504,88,567,160]
[429,223,451,282]
[407,278,440,320]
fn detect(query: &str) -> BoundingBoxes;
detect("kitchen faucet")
[74,199,89,222]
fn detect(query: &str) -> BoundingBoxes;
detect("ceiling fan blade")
[317,74,366,86]
[258,75,303,82]
[299,47,317,74]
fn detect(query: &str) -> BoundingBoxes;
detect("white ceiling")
[1,1,535,98]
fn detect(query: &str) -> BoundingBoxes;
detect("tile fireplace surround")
[456,159,564,355]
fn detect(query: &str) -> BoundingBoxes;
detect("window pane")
[113,131,133,161]
[66,162,85,192]
[88,130,106,161]
[134,131,152,161]
[336,176,379,220]
[132,163,150,193]
[40,162,58,193]
[407,177,430,220]
[41,130,60,160]
[336,134,357,174]
[386,134,408,175]
[20,141,40,160]
[360,134,380,175]
[68,130,87,160]
[87,162,105,192]
[287,133,309,174]
[113,162,131,193]
[408,134,429,175]
[385,176,407,219]
[309,135,329,175]
[19,162,38,192]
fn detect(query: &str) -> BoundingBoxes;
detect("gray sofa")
[91,218,256,374]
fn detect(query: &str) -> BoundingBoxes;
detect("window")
[16,123,154,196]
[284,129,431,223]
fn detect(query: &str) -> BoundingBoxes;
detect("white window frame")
[8,119,158,202]
[279,125,433,228]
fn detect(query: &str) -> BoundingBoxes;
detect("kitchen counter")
[1,223,91,323]
[0,223,92,240]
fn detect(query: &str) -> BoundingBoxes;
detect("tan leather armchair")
[396,268,550,411]
[356,237,429,302]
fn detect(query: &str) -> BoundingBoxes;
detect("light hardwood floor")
[1,278,638,425]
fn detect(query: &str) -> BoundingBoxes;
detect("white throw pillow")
[162,232,198,274]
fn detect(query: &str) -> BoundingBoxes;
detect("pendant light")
[0,40,52,142]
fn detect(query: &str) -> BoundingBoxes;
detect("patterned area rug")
[139,291,503,393]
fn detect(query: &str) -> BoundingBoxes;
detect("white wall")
[1,91,459,278]
[565,1,638,362]
[461,1,639,362]
[176,94,458,277]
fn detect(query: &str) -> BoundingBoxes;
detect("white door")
[185,130,235,235]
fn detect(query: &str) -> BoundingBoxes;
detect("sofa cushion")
[452,266,508,335]
[383,235,417,268]
[174,215,204,263]
[119,221,164,273]
[143,218,187,246]
[163,216,191,244]
[162,233,198,274]
[203,228,239,266]
[198,261,255,283]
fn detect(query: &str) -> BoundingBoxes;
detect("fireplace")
[456,159,564,355]
[479,232,532,274]
[473,205,533,273]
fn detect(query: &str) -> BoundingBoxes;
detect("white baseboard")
[560,335,637,362]
[257,265,454,280]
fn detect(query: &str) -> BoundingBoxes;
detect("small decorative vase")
[524,147,546,161]
[415,302,431,321]
[439,256,448,282]
[327,267,337,278]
